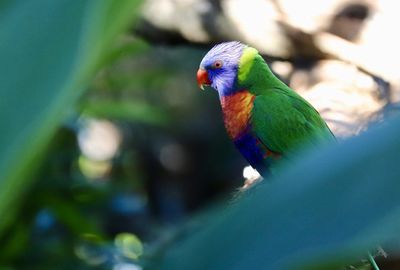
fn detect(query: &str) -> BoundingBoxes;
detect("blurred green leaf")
[80,100,170,125]
[0,223,29,262]
[103,70,172,91]
[0,0,141,237]
[99,38,150,67]
[155,116,400,270]
[45,196,102,236]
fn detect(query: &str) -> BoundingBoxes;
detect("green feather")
[252,89,334,155]
[238,47,335,156]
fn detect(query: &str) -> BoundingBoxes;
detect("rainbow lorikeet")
[197,41,335,176]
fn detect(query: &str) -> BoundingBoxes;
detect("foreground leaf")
[0,0,141,236]
[155,116,400,270]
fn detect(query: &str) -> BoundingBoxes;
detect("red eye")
[213,60,223,69]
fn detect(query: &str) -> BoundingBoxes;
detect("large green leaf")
[0,0,141,236]
[155,116,400,270]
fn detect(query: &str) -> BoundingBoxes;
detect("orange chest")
[220,91,255,139]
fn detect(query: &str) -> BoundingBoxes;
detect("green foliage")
[80,100,169,125]
[154,117,400,270]
[0,0,141,238]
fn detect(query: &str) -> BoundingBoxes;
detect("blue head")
[197,41,246,97]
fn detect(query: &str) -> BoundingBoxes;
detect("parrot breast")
[220,89,281,173]
[220,90,255,139]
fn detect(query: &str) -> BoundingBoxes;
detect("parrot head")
[197,41,246,96]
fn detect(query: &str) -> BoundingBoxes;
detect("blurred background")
[1,0,399,269]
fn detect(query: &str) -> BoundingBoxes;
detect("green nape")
[237,47,287,94]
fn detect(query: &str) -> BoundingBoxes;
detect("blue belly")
[233,131,272,176]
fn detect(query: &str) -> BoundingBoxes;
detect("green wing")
[251,87,334,156]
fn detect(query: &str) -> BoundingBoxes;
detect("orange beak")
[196,68,211,90]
